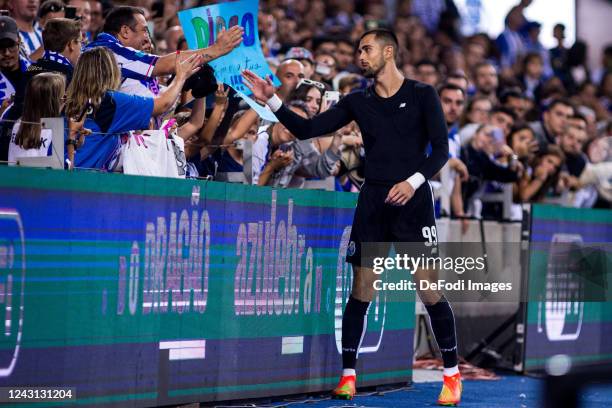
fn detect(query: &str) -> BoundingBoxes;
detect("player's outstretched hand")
[242,69,275,102]
[385,181,415,206]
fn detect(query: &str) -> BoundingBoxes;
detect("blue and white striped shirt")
[19,22,43,58]
[42,51,73,67]
[85,33,159,81]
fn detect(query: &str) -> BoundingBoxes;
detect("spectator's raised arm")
[177,98,205,140]
[179,84,228,140]
[152,53,203,116]
[223,109,259,145]
[153,26,243,76]
[185,92,228,160]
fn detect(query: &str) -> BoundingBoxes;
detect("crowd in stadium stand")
[0,0,610,220]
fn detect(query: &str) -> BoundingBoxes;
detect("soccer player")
[242,29,461,406]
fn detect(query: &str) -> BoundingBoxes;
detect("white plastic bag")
[122,119,186,178]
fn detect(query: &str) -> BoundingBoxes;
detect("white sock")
[443,365,459,376]
[342,368,356,377]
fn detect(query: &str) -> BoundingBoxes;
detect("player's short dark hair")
[43,18,81,52]
[437,82,465,97]
[103,6,145,36]
[359,29,399,59]
[491,106,517,121]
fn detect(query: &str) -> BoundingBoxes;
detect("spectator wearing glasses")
[38,0,65,28]
[0,16,29,110]
[0,16,31,161]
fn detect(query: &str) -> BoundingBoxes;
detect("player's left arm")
[386,84,449,206]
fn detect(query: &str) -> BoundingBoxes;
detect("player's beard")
[361,57,385,78]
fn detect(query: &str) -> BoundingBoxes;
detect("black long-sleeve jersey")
[274,79,449,186]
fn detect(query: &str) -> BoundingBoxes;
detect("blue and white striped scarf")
[43,51,73,67]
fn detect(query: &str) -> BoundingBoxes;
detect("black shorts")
[345,181,438,267]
